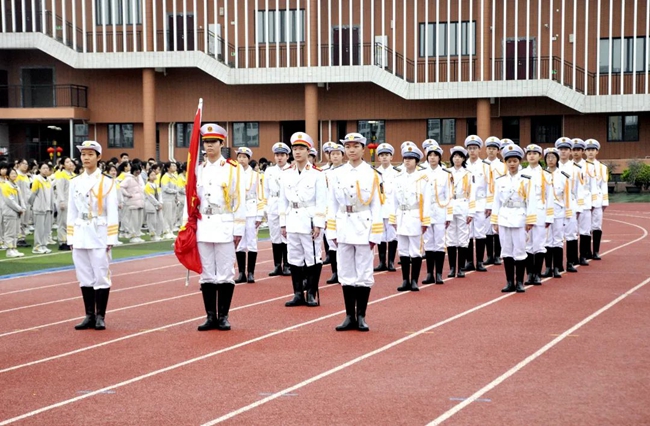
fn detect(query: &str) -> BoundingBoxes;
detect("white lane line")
[0,260,272,314]
[0,218,644,424]
[427,275,650,426]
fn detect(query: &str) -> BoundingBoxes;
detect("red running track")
[0,204,648,425]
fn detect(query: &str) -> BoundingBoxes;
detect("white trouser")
[446,215,470,248]
[287,232,320,267]
[545,218,565,248]
[162,200,176,233]
[73,248,112,289]
[198,241,235,284]
[525,224,548,254]
[498,226,527,261]
[379,218,397,242]
[397,234,423,258]
[591,207,603,231]
[423,223,446,252]
[267,213,286,244]
[578,209,592,236]
[564,214,578,241]
[33,212,51,247]
[57,206,67,243]
[469,210,489,239]
[337,243,374,287]
[236,217,259,252]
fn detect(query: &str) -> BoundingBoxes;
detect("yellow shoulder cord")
[258,173,265,201]
[223,165,234,212]
[586,163,596,178]
[245,169,254,192]
[564,176,570,208]
[462,173,470,199]
[91,174,105,215]
[435,174,453,208]
[356,173,378,206]
[540,170,546,204]
[488,165,495,194]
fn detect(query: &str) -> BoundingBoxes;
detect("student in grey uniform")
[55,157,75,250]
[29,162,54,254]
[0,161,6,250]
[160,162,179,239]
[15,159,31,247]
[2,169,26,258]
[144,169,163,241]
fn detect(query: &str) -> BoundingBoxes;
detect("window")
[357,120,385,145]
[608,115,639,142]
[427,119,456,145]
[95,0,142,25]
[108,124,134,148]
[256,10,305,43]
[531,116,563,144]
[466,118,477,137]
[419,21,476,57]
[175,123,193,148]
[233,122,259,147]
[599,37,647,73]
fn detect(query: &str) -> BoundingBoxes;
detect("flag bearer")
[68,141,119,330]
[585,139,608,260]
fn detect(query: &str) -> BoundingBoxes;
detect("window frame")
[95,0,143,26]
[232,122,260,148]
[607,115,639,142]
[531,115,563,144]
[427,118,456,145]
[256,9,306,44]
[357,120,386,145]
[418,21,476,58]
[598,36,647,74]
[107,123,134,148]
[175,122,193,148]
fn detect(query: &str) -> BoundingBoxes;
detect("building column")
[481,0,492,81]
[145,0,154,51]
[477,98,491,140]
[142,69,156,159]
[310,0,319,66]
[305,83,318,144]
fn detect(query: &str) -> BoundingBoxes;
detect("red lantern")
[367,143,379,150]
[366,143,379,166]
[56,146,63,157]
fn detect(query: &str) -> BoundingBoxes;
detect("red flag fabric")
[174,99,203,274]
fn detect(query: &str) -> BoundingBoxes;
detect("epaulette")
[102,173,113,179]
[226,158,238,167]
[521,174,531,179]
[372,167,382,176]
[418,164,426,170]
[392,166,402,171]
[312,165,322,172]
[586,160,594,165]
[496,174,507,179]
[573,163,582,169]
[417,174,429,182]
[482,159,491,165]
[561,171,570,178]
[543,168,552,174]
[442,168,453,174]
[331,164,344,170]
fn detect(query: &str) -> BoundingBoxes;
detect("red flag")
[174,99,203,274]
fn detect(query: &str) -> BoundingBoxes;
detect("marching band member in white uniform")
[585,139,608,260]
[373,143,399,272]
[556,137,582,272]
[264,142,292,277]
[484,137,506,265]
[464,135,491,272]
[327,133,384,332]
[322,141,346,284]
[421,140,452,285]
[572,138,593,266]
[194,124,246,331]
[280,132,327,307]
[491,144,537,293]
[67,141,119,330]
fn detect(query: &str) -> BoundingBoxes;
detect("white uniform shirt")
[449,167,477,217]
[278,163,327,234]
[521,164,554,226]
[263,163,289,216]
[390,168,432,236]
[326,161,384,245]
[66,169,119,249]
[558,159,584,215]
[575,159,593,210]
[549,168,574,219]
[241,166,264,220]
[424,165,453,224]
[466,158,491,213]
[589,159,609,207]
[195,156,246,243]
[486,157,507,208]
[491,172,537,228]
[375,164,398,220]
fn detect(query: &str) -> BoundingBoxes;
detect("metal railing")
[0,85,88,108]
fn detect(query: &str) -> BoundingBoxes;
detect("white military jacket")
[263,163,290,216]
[575,159,593,210]
[548,168,574,219]
[521,164,554,226]
[326,161,384,245]
[66,168,119,249]
[588,159,609,208]
[486,157,507,208]
[466,158,491,213]
[558,159,584,217]
[375,164,399,220]
[195,156,246,243]
[278,162,327,234]
[449,166,477,217]
[490,172,538,228]
[424,165,453,224]
[242,166,265,220]
[389,168,432,236]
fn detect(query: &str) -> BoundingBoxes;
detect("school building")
[0,1,648,165]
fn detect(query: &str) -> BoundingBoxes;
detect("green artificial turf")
[608,192,650,203]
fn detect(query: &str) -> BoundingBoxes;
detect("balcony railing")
[0,85,88,108]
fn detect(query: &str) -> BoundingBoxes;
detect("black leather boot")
[484,234,495,265]
[456,247,467,278]
[281,243,292,276]
[447,247,457,278]
[335,286,357,331]
[217,283,234,330]
[494,237,503,264]
[326,250,339,284]
[540,247,553,278]
[579,235,590,266]
[592,230,602,260]
[532,253,545,285]
[410,256,422,291]
[94,288,110,330]
[387,240,398,271]
[268,244,283,276]
[356,286,371,332]
[525,253,535,284]
[552,247,563,278]
[374,242,387,271]
[435,251,445,284]
[306,263,322,307]
[566,240,578,272]
[422,251,435,284]
[463,239,475,271]
[397,257,411,291]
[323,238,331,264]
[235,251,246,283]
[198,284,218,331]
[557,247,565,272]
[285,265,306,306]
[515,260,526,293]
[475,238,487,271]
[74,287,96,330]
[585,235,593,259]
[501,257,516,292]
[247,251,257,283]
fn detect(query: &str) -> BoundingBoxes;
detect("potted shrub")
[604,161,618,193]
[637,165,650,191]
[621,159,645,193]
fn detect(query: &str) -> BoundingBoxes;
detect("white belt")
[80,213,103,221]
[504,201,525,208]
[269,191,280,197]
[452,195,467,201]
[340,205,371,213]
[290,201,315,209]
[246,195,257,201]
[398,203,419,211]
[202,204,227,215]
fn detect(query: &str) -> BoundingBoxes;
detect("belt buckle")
[205,207,214,215]
[292,202,300,209]
[345,205,354,213]
[82,213,91,220]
